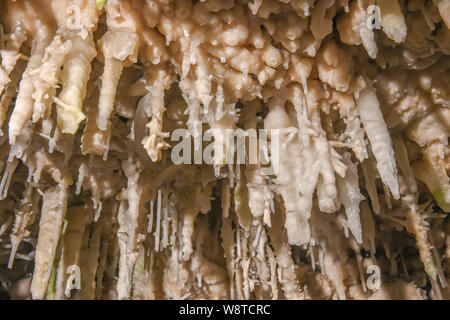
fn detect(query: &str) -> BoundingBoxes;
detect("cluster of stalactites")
[0,0,449,300]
